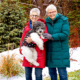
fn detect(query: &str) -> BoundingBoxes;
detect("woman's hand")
[43,33,54,40]
[25,37,32,43]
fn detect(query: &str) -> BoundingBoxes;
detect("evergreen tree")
[0,2,27,52]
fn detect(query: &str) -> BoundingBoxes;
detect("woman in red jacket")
[19,8,48,80]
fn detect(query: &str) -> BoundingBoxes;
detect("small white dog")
[21,21,45,66]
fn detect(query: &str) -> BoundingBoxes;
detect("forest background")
[0,0,80,52]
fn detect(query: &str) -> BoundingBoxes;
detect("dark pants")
[25,67,43,80]
[49,67,68,80]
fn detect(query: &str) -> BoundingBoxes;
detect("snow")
[0,47,80,80]
[67,47,80,72]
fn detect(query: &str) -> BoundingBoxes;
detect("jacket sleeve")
[19,31,26,47]
[52,20,70,41]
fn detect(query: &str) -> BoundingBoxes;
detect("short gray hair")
[46,4,57,12]
[30,8,40,16]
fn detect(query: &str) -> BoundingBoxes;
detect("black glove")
[43,33,54,40]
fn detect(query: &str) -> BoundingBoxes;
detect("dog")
[21,21,45,66]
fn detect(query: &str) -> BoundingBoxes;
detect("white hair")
[46,4,57,12]
[30,8,40,16]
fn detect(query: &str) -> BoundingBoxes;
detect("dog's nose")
[39,31,42,33]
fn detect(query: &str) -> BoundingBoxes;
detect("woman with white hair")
[43,4,70,80]
[19,8,48,80]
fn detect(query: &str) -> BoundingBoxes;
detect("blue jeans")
[49,67,68,80]
[25,67,43,80]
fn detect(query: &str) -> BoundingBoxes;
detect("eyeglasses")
[47,11,56,14]
[30,15,39,17]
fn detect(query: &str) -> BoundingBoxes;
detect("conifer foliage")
[0,2,27,52]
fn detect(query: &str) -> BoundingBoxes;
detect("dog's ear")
[40,21,45,30]
[33,22,37,31]
[41,22,45,28]
[28,28,34,34]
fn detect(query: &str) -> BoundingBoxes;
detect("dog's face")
[33,21,45,35]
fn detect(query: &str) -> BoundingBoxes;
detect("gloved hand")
[43,33,54,40]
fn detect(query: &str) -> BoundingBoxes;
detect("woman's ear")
[39,15,41,18]
[29,15,31,19]
[45,13,47,16]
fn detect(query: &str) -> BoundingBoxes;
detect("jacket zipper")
[50,53,52,61]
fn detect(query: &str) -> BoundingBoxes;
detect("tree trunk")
[28,0,71,17]
[0,0,3,3]
[58,0,71,15]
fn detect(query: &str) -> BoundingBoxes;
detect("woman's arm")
[43,20,70,41]
[51,20,70,41]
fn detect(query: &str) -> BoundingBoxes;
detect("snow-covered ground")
[0,47,80,80]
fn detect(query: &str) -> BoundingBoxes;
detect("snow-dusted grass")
[0,53,24,78]
[0,47,80,80]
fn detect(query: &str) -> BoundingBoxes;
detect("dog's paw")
[32,61,39,66]
[35,63,39,66]
[39,46,44,50]
[41,35,45,39]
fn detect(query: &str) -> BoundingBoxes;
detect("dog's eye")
[41,28,44,29]
[37,28,39,29]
